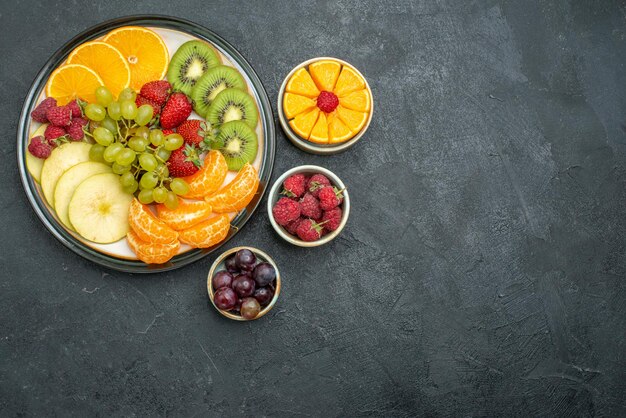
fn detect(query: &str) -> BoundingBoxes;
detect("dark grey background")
[1,0,625,416]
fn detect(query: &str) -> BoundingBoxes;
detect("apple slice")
[68,173,133,244]
[25,125,48,182]
[41,142,92,206]
[54,162,111,230]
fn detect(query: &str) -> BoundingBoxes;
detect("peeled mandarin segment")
[178,214,230,248]
[308,60,342,92]
[182,150,228,199]
[333,66,365,97]
[103,26,169,90]
[128,198,178,244]
[308,112,329,144]
[66,41,131,97]
[289,107,320,139]
[327,112,354,144]
[285,68,320,98]
[335,105,368,133]
[127,230,180,264]
[45,64,104,105]
[204,164,259,213]
[283,92,316,119]
[156,199,213,230]
[338,88,371,112]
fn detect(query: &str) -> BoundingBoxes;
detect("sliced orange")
[309,112,329,144]
[182,151,228,199]
[103,26,169,90]
[309,60,341,92]
[66,41,131,98]
[205,164,259,213]
[128,198,178,244]
[45,64,103,105]
[335,105,368,133]
[157,199,213,230]
[289,107,319,139]
[283,93,316,119]
[127,230,180,264]
[339,89,371,112]
[333,66,365,97]
[327,112,354,143]
[178,214,230,248]
[285,68,320,98]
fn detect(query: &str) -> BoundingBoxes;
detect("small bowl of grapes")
[207,247,281,321]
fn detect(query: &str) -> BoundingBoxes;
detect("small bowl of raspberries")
[267,165,350,246]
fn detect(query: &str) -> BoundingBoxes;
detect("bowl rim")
[277,57,373,155]
[267,165,350,247]
[207,246,281,321]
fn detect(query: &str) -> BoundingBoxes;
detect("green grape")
[101,117,118,134]
[115,148,136,166]
[89,144,105,162]
[128,136,148,152]
[85,103,106,121]
[120,100,138,120]
[164,191,179,209]
[118,87,136,102]
[139,153,158,171]
[156,148,171,162]
[93,126,114,146]
[135,105,154,126]
[135,126,150,139]
[164,134,184,151]
[170,178,190,196]
[149,129,164,146]
[95,86,114,107]
[122,180,139,194]
[103,143,124,163]
[138,188,154,204]
[107,101,122,121]
[153,186,168,203]
[156,163,169,179]
[119,172,136,187]
[112,162,131,175]
[140,171,159,190]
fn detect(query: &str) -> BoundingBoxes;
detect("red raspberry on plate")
[300,193,322,219]
[67,117,87,141]
[135,94,161,116]
[28,135,52,159]
[30,97,57,123]
[282,173,306,198]
[318,186,344,210]
[321,207,342,232]
[140,80,171,107]
[66,99,83,118]
[316,91,339,113]
[307,173,331,198]
[295,218,325,242]
[46,105,71,127]
[44,125,66,142]
[272,197,301,226]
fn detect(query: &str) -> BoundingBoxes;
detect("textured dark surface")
[1,0,626,416]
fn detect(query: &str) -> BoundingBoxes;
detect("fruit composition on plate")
[24,24,266,265]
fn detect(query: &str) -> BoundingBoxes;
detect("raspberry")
[307,173,331,198]
[28,136,52,159]
[282,173,306,198]
[30,97,57,123]
[66,99,83,118]
[44,125,66,143]
[67,117,87,141]
[46,105,71,127]
[272,197,301,226]
[284,218,302,236]
[316,91,339,113]
[295,218,324,242]
[321,207,342,232]
[318,186,343,210]
[299,193,322,219]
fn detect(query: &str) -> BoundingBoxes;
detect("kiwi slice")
[206,88,258,128]
[191,66,247,117]
[214,120,258,171]
[166,41,221,96]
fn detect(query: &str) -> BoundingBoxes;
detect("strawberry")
[140,80,171,106]
[160,93,192,129]
[46,105,72,127]
[31,97,57,123]
[177,119,216,149]
[28,136,52,159]
[162,129,176,136]
[167,144,203,177]
[135,94,161,116]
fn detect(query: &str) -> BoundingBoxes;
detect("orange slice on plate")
[182,150,228,199]
[66,41,131,97]
[178,213,230,248]
[45,64,103,105]
[327,112,353,143]
[309,112,328,144]
[335,105,368,133]
[103,26,169,90]
[127,230,180,264]
[128,198,178,244]
[285,68,320,98]
[205,163,259,213]
[309,60,341,92]
[333,66,365,97]
[289,107,319,139]
[339,89,371,112]
[283,93,316,119]
[157,199,213,230]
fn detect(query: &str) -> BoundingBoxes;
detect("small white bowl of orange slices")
[278,57,373,155]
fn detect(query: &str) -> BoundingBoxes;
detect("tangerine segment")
[128,198,178,244]
[157,199,213,230]
[205,164,259,213]
[283,93,316,119]
[339,88,371,112]
[127,230,180,264]
[178,214,230,248]
[289,107,319,139]
[333,66,365,97]
[66,41,131,97]
[327,112,354,143]
[309,112,329,144]
[335,105,368,133]
[309,60,342,92]
[45,64,103,105]
[103,26,169,90]
[183,150,228,199]
[285,68,320,98]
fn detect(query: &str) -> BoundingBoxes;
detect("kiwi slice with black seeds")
[214,120,258,171]
[191,66,247,117]
[166,41,221,96]
[206,88,258,128]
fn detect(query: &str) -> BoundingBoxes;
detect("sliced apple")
[41,142,92,206]
[25,125,48,182]
[68,173,133,244]
[54,162,111,231]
